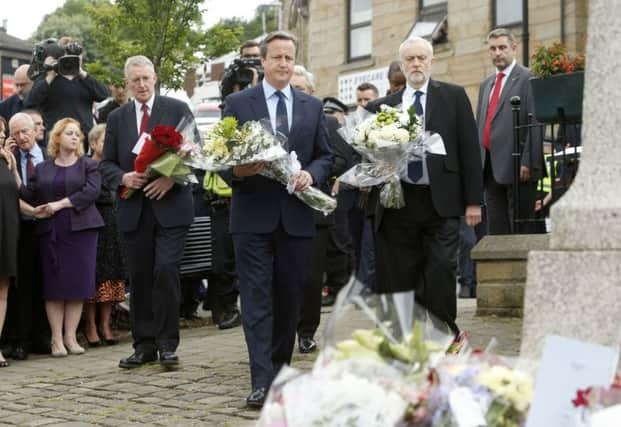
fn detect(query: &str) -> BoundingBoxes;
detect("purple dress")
[40,164,97,300]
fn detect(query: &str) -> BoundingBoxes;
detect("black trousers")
[297,226,330,339]
[484,152,538,235]
[375,185,460,335]
[233,226,312,390]
[122,202,189,353]
[206,203,238,313]
[324,207,353,293]
[3,220,50,352]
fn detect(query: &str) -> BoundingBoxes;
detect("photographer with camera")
[220,40,263,100]
[24,37,109,152]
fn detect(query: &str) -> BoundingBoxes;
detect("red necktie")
[483,72,505,150]
[139,103,150,134]
[25,152,35,182]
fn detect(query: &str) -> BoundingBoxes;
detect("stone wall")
[283,0,588,110]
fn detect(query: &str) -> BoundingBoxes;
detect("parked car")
[195,102,221,136]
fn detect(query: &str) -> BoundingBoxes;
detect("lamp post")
[522,0,529,66]
[258,1,282,34]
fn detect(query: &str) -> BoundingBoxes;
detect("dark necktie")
[139,103,150,135]
[483,72,505,150]
[407,90,424,182]
[275,91,289,138]
[25,152,35,182]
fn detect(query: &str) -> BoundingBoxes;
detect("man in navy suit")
[222,31,332,408]
[99,56,194,369]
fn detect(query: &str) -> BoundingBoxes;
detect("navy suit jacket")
[222,84,332,237]
[20,156,104,235]
[99,96,194,232]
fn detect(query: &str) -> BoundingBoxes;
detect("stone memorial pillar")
[521,0,621,360]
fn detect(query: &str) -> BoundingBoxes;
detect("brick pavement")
[0,300,521,426]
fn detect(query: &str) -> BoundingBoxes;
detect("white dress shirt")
[401,80,431,185]
[262,80,293,134]
[134,95,155,135]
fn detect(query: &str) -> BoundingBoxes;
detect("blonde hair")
[47,118,85,158]
[88,123,106,146]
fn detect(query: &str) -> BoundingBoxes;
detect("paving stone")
[0,300,519,425]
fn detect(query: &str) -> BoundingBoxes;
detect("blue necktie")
[275,91,289,137]
[408,90,424,182]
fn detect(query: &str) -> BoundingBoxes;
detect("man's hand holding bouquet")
[187,117,336,215]
[338,104,446,208]
[121,119,197,200]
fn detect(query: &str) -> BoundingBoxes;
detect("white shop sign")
[337,67,389,105]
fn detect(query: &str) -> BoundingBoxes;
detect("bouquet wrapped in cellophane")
[121,115,198,199]
[260,150,337,215]
[185,117,336,215]
[184,117,287,170]
[257,279,454,427]
[337,105,446,208]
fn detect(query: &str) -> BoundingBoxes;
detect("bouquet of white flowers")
[261,151,337,215]
[256,280,454,427]
[186,117,336,215]
[338,104,446,209]
[185,117,287,171]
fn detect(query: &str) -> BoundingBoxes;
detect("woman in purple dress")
[19,117,103,357]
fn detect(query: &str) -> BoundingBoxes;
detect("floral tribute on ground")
[257,281,535,427]
[186,117,336,215]
[337,104,446,208]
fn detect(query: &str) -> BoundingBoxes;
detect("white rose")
[394,128,410,143]
[367,129,382,143]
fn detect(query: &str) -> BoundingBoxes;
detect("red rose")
[151,125,183,149]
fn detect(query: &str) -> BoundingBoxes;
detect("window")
[348,0,372,61]
[407,1,448,45]
[495,0,523,27]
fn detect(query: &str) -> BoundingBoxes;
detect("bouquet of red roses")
[121,124,195,199]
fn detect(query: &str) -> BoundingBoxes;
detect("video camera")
[220,57,264,100]
[28,38,83,81]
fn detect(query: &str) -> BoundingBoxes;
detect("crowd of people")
[1,27,547,409]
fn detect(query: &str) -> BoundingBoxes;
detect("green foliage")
[531,41,586,78]
[202,22,243,59]
[88,0,204,90]
[220,8,278,44]
[31,0,107,65]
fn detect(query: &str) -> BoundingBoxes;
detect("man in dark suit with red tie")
[477,28,544,235]
[99,56,194,369]
[366,37,483,337]
[222,31,332,408]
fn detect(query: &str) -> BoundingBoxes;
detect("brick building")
[0,22,33,100]
[283,0,587,108]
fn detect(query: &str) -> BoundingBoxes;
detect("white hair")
[293,65,316,91]
[398,37,434,59]
[124,55,155,78]
[9,112,34,131]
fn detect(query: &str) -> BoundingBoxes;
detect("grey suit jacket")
[477,64,544,185]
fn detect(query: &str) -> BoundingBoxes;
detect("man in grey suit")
[477,28,544,235]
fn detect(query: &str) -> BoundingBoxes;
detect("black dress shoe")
[246,387,267,409]
[298,337,318,353]
[159,351,179,367]
[104,338,119,346]
[11,346,28,361]
[218,309,241,330]
[118,351,158,369]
